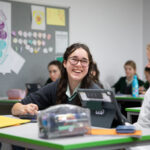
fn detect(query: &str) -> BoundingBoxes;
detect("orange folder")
[87,128,142,138]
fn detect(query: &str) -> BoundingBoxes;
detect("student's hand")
[11,103,39,116]
[139,86,146,94]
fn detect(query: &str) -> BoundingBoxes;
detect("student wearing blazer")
[11,43,100,115]
[112,60,144,94]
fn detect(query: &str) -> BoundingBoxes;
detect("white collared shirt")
[66,83,81,101]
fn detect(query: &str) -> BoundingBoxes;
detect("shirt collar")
[66,82,81,98]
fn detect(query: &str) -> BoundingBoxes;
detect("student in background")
[90,62,104,88]
[112,60,144,94]
[139,66,150,94]
[11,43,100,115]
[45,60,62,85]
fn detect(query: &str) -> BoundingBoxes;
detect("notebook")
[0,116,30,128]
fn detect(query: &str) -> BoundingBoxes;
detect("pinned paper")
[0,1,11,72]
[47,34,51,40]
[37,40,41,46]
[25,45,30,50]
[18,30,22,36]
[42,40,45,46]
[13,38,17,43]
[38,32,42,38]
[28,40,32,45]
[33,32,37,38]
[23,31,27,38]
[32,40,37,46]
[18,38,22,45]
[43,48,48,53]
[31,5,45,30]
[28,32,32,38]
[11,31,16,37]
[23,39,27,45]
[34,48,40,54]
[55,31,68,53]
[42,33,46,39]
[0,48,25,74]
[48,47,53,52]
[47,8,65,26]
[29,47,34,53]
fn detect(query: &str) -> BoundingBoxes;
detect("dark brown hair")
[56,43,94,104]
[47,60,62,71]
[91,62,103,88]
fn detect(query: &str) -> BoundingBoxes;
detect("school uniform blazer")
[112,76,144,94]
[21,80,100,110]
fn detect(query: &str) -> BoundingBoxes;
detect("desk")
[115,95,143,117]
[0,97,20,115]
[0,123,150,150]
[125,107,141,123]
[115,95,144,102]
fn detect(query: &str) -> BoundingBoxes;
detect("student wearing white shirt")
[134,87,150,129]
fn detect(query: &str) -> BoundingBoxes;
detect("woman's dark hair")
[56,43,94,105]
[91,62,103,88]
[91,62,100,82]
[47,60,62,71]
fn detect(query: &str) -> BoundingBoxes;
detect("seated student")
[112,60,144,94]
[11,43,101,115]
[139,66,150,94]
[45,60,62,85]
[90,62,104,88]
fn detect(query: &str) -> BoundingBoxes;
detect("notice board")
[0,0,69,96]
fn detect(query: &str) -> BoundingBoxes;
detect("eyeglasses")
[68,57,89,67]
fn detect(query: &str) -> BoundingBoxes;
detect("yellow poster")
[47,8,65,26]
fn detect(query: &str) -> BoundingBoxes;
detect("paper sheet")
[31,5,45,30]
[47,8,65,26]
[55,31,68,53]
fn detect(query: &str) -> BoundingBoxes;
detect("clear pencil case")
[38,104,91,138]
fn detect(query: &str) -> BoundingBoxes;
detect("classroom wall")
[143,0,150,71]
[10,0,144,88]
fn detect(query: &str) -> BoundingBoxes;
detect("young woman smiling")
[11,43,100,115]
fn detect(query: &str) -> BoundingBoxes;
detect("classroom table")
[0,97,20,115]
[115,95,143,117]
[0,122,150,150]
[115,95,144,102]
[125,107,141,123]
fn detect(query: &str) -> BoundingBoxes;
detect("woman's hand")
[11,103,39,116]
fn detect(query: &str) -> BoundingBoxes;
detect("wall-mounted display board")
[0,0,69,96]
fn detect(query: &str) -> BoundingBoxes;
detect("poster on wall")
[0,1,25,74]
[55,31,68,53]
[31,5,46,30]
[47,8,65,26]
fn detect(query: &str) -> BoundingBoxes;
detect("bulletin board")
[0,0,69,96]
